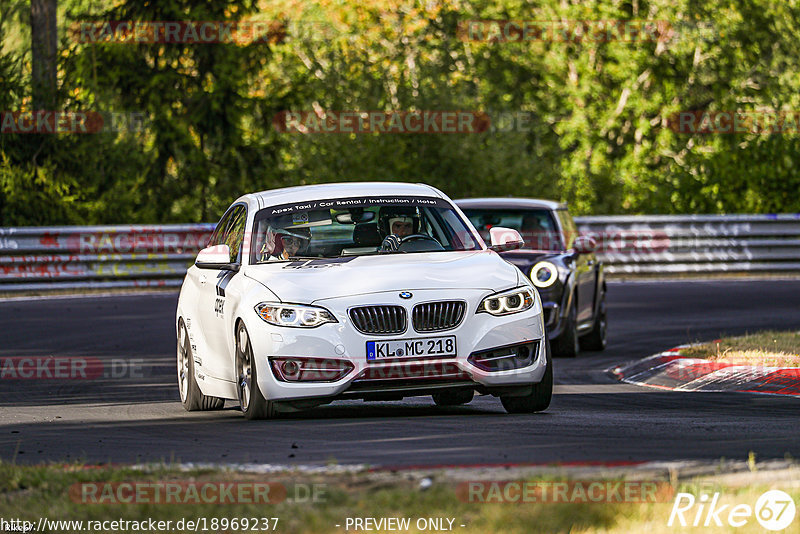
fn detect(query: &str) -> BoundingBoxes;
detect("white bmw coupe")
[176,182,551,419]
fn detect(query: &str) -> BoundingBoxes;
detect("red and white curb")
[609,344,800,396]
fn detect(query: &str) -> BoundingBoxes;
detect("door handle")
[199,274,208,285]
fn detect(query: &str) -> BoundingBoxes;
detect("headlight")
[530,261,558,288]
[254,302,338,328]
[478,287,535,316]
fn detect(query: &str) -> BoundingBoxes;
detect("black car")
[456,198,607,357]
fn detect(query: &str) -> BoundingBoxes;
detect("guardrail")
[1,214,799,291]
[576,214,800,275]
[0,224,214,292]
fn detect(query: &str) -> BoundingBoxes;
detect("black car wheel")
[501,339,553,413]
[552,300,579,358]
[177,320,224,411]
[236,322,276,420]
[580,288,607,351]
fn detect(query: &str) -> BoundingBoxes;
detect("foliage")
[2,0,800,224]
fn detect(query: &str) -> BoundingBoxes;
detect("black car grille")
[412,301,466,332]
[349,305,406,335]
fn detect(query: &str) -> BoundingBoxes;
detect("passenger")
[260,227,311,261]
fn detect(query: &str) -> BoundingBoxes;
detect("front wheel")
[501,339,553,414]
[177,320,224,411]
[236,322,276,420]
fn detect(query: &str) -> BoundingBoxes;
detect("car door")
[203,204,248,381]
[557,209,595,323]
[183,207,236,374]
[192,204,246,381]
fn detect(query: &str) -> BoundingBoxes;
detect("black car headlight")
[478,287,536,316]
[255,302,338,328]
[530,261,559,288]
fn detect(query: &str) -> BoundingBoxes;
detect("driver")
[260,226,311,261]
[378,206,421,252]
[387,216,414,238]
[521,214,554,250]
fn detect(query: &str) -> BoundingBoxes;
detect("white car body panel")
[242,250,520,302]
[176,182,548,410]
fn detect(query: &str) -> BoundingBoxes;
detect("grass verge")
[681,330,800,367]
[1,462,798,533]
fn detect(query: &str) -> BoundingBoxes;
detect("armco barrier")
[575,214,800,275]
[1,214,799,291]
[0,224,214,291]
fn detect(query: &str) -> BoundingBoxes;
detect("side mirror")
[488,227,524,252]
[195,244,238,270]
[573,235,597,254]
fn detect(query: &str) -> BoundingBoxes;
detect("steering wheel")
[399,234,438,244]
[397,234,445,252]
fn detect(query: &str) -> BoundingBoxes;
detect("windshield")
[250,196,481,263]
[460,208,565,252]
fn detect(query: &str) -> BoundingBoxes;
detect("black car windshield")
[461,208,565,252]
[250,196,482,263]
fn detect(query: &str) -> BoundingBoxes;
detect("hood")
[243,250,520,303]
[501,250,565,269]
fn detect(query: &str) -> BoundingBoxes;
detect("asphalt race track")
[1,280,799,467]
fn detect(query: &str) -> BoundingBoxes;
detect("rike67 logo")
[669,489,796,530]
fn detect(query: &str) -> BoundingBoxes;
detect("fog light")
[270,357,355,382]
[282,360,300,378]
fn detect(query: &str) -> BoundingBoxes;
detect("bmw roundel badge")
[399,291,413,299]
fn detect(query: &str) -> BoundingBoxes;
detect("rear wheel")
[552,300,579,358]
[580,288,607,351]
[432,389,474,406]
[235,322,276,420]
[177,320,224,411]
[501,340,553,414]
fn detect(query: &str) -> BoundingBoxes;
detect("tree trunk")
[30,0,57,110]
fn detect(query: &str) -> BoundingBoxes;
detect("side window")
[208,208,236,247]
[556,210,578,249]
[224,206,247,263]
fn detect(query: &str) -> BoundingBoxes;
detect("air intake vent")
[468,340,539,372]
[349,305,407,335]
[412,301,466,333]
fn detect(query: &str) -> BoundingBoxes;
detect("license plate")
[366,336,456,361]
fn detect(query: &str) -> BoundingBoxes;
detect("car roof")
[454,197,567,211]
[243,182,446,209]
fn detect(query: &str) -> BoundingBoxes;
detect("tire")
[552,300,579,358]
[501,339,553,414]
[580,288,607,351]
[235,322,276,420]
[177,320,225,411]
[432,389,474,406]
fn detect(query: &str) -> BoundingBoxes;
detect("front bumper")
[247,288,547,402]
[537,282,572,340]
